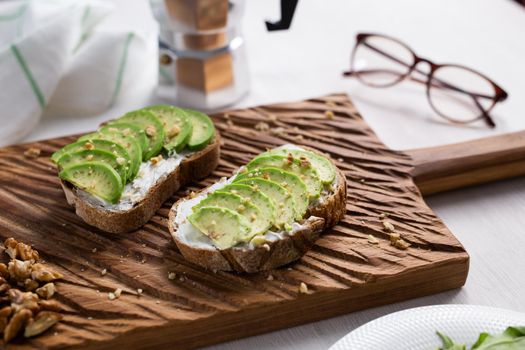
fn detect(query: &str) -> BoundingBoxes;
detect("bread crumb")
[337,158,344,162]
[267,274,274,281]
[84,142,94,150]
[137,288,143,295]
[383,221,395,232]
[299,282,308,294]
[393,239,411,250]
[87,317,93,320]
[91,248,97,253]
[189,191,196,199]
[155,300,160,304]
[101,268,107,276]
[367,235,379,245]
[168,272,176,280]
[324,111,334,119]
[255,122,270,132]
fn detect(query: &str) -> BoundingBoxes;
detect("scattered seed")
[298,282,308,294]
[367,235,379,245]
[383,221,395,232]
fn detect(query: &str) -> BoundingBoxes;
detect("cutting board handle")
[406,130,525,195]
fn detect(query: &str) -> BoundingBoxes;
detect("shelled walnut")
[0,237,63,343]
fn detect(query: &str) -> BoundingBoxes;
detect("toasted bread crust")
[60,133,221,233]
[169,150,346,273]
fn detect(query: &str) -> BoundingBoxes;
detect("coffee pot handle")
[265,0,299,31]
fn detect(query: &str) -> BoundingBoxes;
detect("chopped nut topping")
[150,155,163,165]
[24,279,39,292]
[293,134,304,141]
[114,288,122,298]
[299,156,310,167]
[324,110,334,119]
[85,154,94,161]
[168,272,176,280]
[298,282,309,294]
[393,239,411,250]
[145,125,156,137]
[121,128,132,137]
[91,248,97,253]
[4,308,31,342]
[167,124,181,138]
[255,121,270,132]
[8,260,32,282]
[137,288,143,295]
[262,244,270,251]
[266,274,274,281]
[101,268,107,276]
[24,311,62,338]
[24,148,41,158]
[108,292,116,300]
[31,264,63,282]
[368,235,379,245]
[84,142,95,150]
[36,283,55,299]
[382,221,395,233]
[268,114,277,122]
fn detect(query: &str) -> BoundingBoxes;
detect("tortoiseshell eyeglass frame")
[343,33,508,128]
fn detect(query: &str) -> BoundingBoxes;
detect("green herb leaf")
[437,332,467,350]
[471,326,525,349]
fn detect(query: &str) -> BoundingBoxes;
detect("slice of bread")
[60,134,221,234]
[169,147,346,273]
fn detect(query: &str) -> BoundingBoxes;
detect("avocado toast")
[52,106,220,233]
[169,144,346,273]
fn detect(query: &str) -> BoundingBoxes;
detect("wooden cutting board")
[0,94,524,350]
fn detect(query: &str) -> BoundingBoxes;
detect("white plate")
[330,305,525,350]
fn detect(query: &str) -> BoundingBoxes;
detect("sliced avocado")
[184,109,215,151]
[78,132,142,180]
[268,148,336,184]
[56,149,127,184]
[221,183,277,224]
[194,191,271,238]
[115,110,165,160]
[235,167,308,220]
[59,162,123,204]
[234,178,295,230]
[99,123,148,156]
[247,154,323,200]
[145,105,192,153]
[51,139,130,172]
[189,206,251,249]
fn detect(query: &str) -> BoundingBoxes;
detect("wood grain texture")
[0,94,468,350]
[406,130,525,195]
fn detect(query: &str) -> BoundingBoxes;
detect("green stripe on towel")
[110,32,135,107]
[11,44,46,109]
[0,4,27,21]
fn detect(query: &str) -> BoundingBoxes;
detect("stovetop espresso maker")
[152,0,298,110]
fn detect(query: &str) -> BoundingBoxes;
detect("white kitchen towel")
[0,0,159,147]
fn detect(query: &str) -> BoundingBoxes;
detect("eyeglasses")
[343,33,508,128]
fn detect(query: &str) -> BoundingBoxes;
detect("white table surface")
[20,0,525,349]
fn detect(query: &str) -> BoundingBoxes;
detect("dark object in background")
[266,0,299,31]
